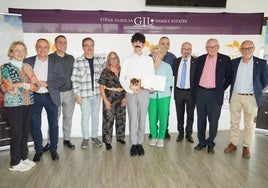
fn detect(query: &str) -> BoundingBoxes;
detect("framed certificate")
[143,74,166,92]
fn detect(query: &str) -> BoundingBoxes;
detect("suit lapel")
[47,56,52,79]
[253,56,258,83]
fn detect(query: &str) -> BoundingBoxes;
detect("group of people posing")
[1,32,268,172]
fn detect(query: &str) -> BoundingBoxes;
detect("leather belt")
[198,86,216,90]
[104,86,124,92]
[34,92,49,96]
[238,93,254,96]
[178,88,191,91]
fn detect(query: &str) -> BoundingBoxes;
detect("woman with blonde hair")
[98,51,126,150]
[1,41,39,171]
[148,45,173,147]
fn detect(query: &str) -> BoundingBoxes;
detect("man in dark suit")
[24,38,66,161]
[172,42,196,143]
[194,38,232,154]
[224,40,268,158]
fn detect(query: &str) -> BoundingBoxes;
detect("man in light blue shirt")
[224,40,268,158]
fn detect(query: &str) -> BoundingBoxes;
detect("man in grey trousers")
[119,32,154,156]
[44,35,76,151]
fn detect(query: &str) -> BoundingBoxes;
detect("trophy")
[130,78,141,90]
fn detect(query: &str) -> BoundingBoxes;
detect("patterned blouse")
[1,62,39,107]
[98,68,126,97]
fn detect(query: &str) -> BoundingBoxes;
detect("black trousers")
[195,87,222,147]
[5,105,33,166]
[174,89,195,136]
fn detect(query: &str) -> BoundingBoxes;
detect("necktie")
[180,59,187,89]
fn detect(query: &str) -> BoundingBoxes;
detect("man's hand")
[76,96,83,105]
[38,80,48,87]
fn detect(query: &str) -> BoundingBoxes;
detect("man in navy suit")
[224,40,268,158]
[24,38,66,162]
[173,42,196,143]
[194,38,232,154]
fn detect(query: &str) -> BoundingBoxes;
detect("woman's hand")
[148,87,155,93]
[104,99,112,110]
[121,98,126,107]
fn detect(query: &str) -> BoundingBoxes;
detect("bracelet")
[22,83,31,90]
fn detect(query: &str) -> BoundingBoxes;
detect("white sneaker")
[9,161,32,172]
[22,159,36,168]
[156,139,164,148]
[149,139,157,146]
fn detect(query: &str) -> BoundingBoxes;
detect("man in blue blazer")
[24,38,66,162]
[194,38,232,154]
[224,40,268,158]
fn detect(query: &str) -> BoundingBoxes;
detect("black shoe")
[207,146,215,154]
[194,144,206,151]
[117,139,126,144]
[51,150,59,160]
[33,152,43,162]
[186,135,194,143]
[63,140,75,149]
[165,131,171,140]
[148,134,152,139]
[176,134,184,142]
[105,143,112,150]
[137,144,145,156]
[130,145,138,156]
[43,143,50,152]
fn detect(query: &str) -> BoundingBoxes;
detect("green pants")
[148,96,171,139]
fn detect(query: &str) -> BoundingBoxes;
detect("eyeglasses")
[241,47,254,51]
[83,44,94,48]
[206,45,219,50]
[36,46,49,50]
[152,52,161,55]
[110,57,118,60]
[13,49,26,53]
[182,48,192,51]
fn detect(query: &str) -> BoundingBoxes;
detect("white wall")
[0,0,266,138]
[0,0,268,16]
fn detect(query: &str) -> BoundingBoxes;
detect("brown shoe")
[224,143,237,153]
[242,147,250,159]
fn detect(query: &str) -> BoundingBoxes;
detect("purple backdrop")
[9,9,263,34]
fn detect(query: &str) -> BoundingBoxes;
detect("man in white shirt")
[25,38,66,162]
[119,32,154,156]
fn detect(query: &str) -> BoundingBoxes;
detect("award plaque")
[130,78,141,90]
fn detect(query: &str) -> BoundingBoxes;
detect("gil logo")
[134,17,154,27]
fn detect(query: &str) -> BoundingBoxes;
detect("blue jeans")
[31,94,59,153]
[80,95,101,139]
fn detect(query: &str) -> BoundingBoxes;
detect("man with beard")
[224,40,268,158]
[173,42,196,144]
[71,37,105,149]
